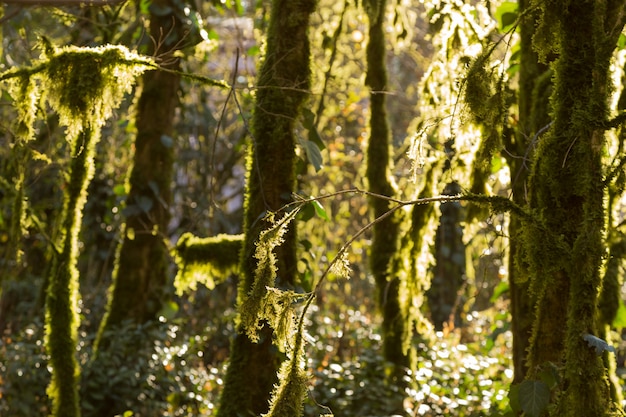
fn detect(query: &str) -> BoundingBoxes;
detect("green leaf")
[300,138,324,172]
[509,385,523,413]
[160,134,174,148]
[299,239,312,251]
[298,202,315,221]
[113,184,127,196]
[518,380,550,417]
[158,300,179,321]
[312,200,329,220]
[139,0,151,15]
[495,1,518,33]
[490,280,509,302]
[247,45,260,56]
[582,333,615,355]
[538,363,559,389]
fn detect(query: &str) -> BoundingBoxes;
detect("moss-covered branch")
[173,233,243,294]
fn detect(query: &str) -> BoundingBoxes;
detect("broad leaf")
[518,380,550,417]
[494,1,518,33]
[612,300,626,330]
[300,138,324,172]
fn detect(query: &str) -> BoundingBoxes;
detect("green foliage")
[0,320,223,417]
[494,1,519,33]
[304,307,514,417]
[174,233,243,295]
[0,322,50,416]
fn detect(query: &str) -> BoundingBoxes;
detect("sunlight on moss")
[2,44,154,143]
[43,45,153,141]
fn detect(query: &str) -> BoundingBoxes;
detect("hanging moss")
[173,233,243,294]
[263,322,308,417]
[464,49,512,221]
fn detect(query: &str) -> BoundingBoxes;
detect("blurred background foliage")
[0,0,625,416]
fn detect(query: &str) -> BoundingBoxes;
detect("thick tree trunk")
[96,0,181,345]
[428,181,465,331]
[46,127,98,417]
[525,1,625,414]
[216,0,316,415]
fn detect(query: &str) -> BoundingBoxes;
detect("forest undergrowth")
[0,276,541,417]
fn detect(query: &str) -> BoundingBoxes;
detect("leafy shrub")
[304,307,513,417]
[0,318,224,417]
[0,321,50,416]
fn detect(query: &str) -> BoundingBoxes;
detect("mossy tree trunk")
[96,0,182,346]
[505,0,549,383]
[524,0,625,414]
[216,0,316,415]
[46,127,98,417]
[364,0,410,371]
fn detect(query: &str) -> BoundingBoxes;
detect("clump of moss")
[174,233,244,294]
[3,44,154,142]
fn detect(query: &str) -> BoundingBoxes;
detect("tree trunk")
[506,0,549,383]
[364,0,410,371]
[524,1,625,414]
[428,181,465,331]
[46,127,98,417]
[96,0,181,346]
[216,0,316,415]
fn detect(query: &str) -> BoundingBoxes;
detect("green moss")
[46,128,98,417]
[522,0,625,414]
[174,233,243,295]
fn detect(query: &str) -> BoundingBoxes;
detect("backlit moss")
[174,233,243,295]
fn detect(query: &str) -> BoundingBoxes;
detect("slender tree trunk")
[525,1,625,414]
[46,127,98,417]
[96,0,181,346]
[364,0,410,370]
[506,0,549,383]
[216,0,316,415]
